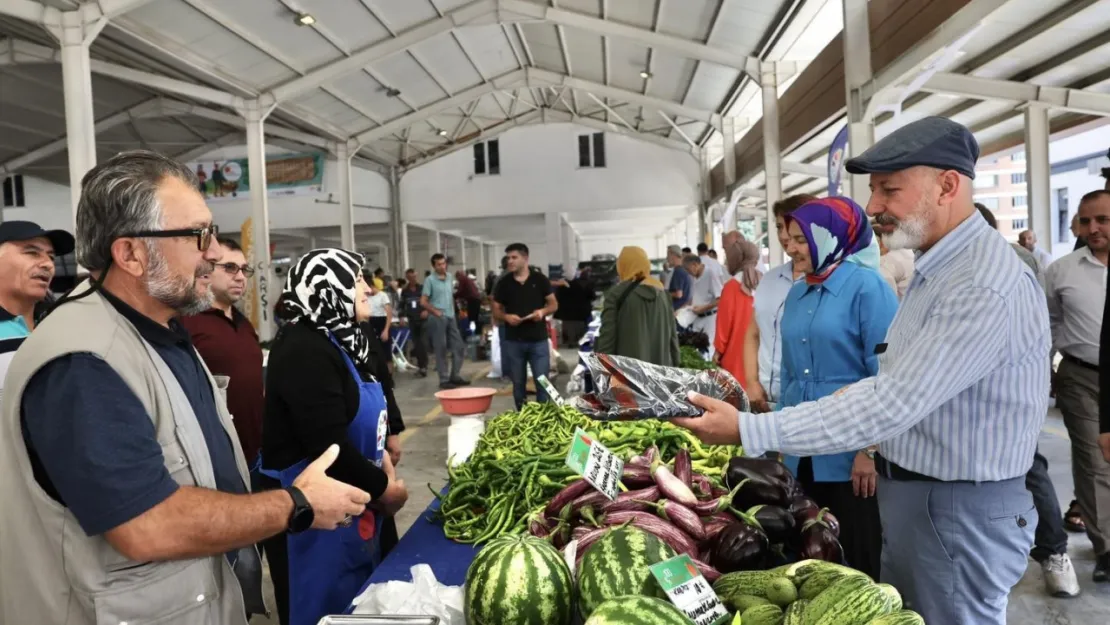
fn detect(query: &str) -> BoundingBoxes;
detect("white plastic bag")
[350,564,464,624]
[488,327,502,378]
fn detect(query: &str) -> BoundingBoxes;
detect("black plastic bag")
[569,353,749,420]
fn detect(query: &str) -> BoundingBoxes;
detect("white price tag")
[650,555,729,625]
[565,429,623,501]
[536,375,565,405]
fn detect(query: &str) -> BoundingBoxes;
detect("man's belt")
[1062,353,1099,372]
[696,309,718,318]
[875,453,971,483]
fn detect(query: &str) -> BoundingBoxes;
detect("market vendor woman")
[261,248,410,625]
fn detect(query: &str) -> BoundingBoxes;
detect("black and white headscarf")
[281,248,370,367]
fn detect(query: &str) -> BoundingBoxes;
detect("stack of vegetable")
[678,328,710,351]
[714,560,925,624]
[680,344,718,370]
[433,403,740,543]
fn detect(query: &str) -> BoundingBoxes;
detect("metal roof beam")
[266,0,495,104]
[0,0,47,22]
[544,109,696,156]
[498,0,759,77]
[402,110,542,172]
[172,131,242,162]
[153,100,331,149]
[89,59,242,107]
[921,73,1110,116]
[527,68,721,125]
[780,161,827,178]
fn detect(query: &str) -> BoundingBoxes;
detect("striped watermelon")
[583,595,690,625]
[464,534,574,625]
[577,527,677,618]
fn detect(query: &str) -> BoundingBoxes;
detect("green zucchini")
[741,603,785,625]
[875,583,902,611]
[813,582,893,625]
[802,575,873,625]
[782,599,810,625]
[865,610,925,625]
[724,594,773,613]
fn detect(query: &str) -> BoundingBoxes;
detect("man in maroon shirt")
[181,237,264,469]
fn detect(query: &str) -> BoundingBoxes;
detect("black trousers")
[467,299,483,339]
[797,457,883,580]
[405,318,429,370]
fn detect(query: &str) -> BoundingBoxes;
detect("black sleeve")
[537,273,552,295]
[270,338,389,499]
[365,331,405,436]
[1101,267,1109,434]
[493,274,508,306]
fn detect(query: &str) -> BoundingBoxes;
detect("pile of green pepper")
[432,402,740,543]
[680,345,718,370]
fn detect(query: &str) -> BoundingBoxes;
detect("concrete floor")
[255,354,1110,623]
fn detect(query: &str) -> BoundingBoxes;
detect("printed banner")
[239,217,259,331]
[827,125,849,197]
[187,153,325,202]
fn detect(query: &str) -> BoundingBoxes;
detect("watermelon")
[583,595,690,625]
[876,583,902,611]
[865,610,925,625]
[813,582,893,625]
[741,603,784,625]
[577,527,677,618]
[464,534,574,625]
[802,575,872,625]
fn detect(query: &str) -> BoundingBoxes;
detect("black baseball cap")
[0,221,75,255]
[845,116,980,179]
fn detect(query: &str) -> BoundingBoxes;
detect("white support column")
[460,236,468,272]
[1024,105,1052,253]
[545,212,564,273]
[476,239,486,280]
[244,105,275,340]
[50,15,105,219]
[722,117,737,187]
[390,167,404,275]
[428,229,441,255]
[400,223,411,273]
[336,142,355,251]
[761,62,783,266]
[843,0,874,205]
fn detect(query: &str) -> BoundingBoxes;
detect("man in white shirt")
[1020,229,1055,270]
[1044,189,1110,582]
[683,254,723,356]
[366,277,393,349]
[697,242,728,282]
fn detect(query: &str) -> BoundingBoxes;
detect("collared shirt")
[180,306,265,466]
[690,268,723,308]
[668,266,693,309]
[879,249,915,299]
[400,285,423,319]
[740,213,1050,482]
[1032,246,1054,270]
[753,262,798,402]
[0,305,31,403]
[1044,246,1106,366]
[701,254,727,282]
[422,273,455,318]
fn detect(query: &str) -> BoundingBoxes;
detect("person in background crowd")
[1101,239,1109,465]
[400,268,429,377]
[484,268,498,297]
[744,194,814,413]
[421,254,467,390]
[683,253,723,356]
[977,202,1079,597]
[666,244,692,310]
[1045,189,1110,583]
[372,267,386,291]
[493,243,557,409]
[365,274,392,352]
[697,241,727,282]
[707,249,719,261]
[674,117,1049,625]
[595,246,679,367]
[1020,229,1055,270]
[1073,212,1088,251]
[681,246,692,254]
[0,151,367,625]
[0,221,73,394]
[553,268,594,346]
[181,237,264,472]
[455,269,483,340]
[714,233,759,388]
[779,197,897,579]
[660,248,675,290]
[262,248,409,625]
[874,225,914,299]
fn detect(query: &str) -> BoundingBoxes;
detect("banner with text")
[187,152,325,202]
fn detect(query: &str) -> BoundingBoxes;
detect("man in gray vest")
[0,151,371,625]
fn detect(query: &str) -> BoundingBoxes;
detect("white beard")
[882,196,934,251]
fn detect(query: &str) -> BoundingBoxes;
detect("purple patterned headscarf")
[785,196,880,285]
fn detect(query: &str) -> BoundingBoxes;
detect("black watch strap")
[285,486,313,534]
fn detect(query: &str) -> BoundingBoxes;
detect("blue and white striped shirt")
[740,213,1050,482]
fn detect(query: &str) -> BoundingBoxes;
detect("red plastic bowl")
[434,387,497,416]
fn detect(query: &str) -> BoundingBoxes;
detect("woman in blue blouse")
[779,196,898,579]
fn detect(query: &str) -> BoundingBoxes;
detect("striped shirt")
[740,212,1050,482]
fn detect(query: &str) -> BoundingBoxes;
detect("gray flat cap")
[845,116,980,179]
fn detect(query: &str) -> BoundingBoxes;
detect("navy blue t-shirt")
[21,292,246,537]
[669,266,693,310]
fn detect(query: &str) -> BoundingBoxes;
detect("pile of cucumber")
[714,560,925,625]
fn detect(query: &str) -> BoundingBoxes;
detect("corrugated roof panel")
[519,23,567,73]
[372,51,451,108]
[408,33,484,93]
[658,0,718,42]
[606,0,657,30]
[561,28,605,83]
[302,0,394,52]
[372,0,442,32]
[327,71,414,121]
[682,63,741,111]
[646,53,700,108]
[452,24,521,77]
[710,1,784,55]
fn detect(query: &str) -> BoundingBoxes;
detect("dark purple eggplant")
[724,456,795,488]
[545,479,593,518]
[798,524,844,563]
[789,496,819,520]
[674,449,692,486]
[746,504,795,543]
[621,463,656,488]
[602,510,698,557]
[691,558,722,583]
[799,507,841,538]
[710,485,729,499]
[652,459,699,506]
[703,513,739,541]
[709,522,770,573]
[602,485,660,513]
[551,522,571,550]
[731,477,792,509]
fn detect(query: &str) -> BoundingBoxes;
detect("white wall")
[399,123,700,223]
[2,176,73,230]
[579,236,663,261]
[1046,124,1110,258]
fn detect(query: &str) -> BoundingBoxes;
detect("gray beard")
[145,246,213,316]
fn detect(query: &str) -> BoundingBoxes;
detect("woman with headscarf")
[779,197,898,580]
[594,246,681,366]
[259,249,410,625]
[714,232,761,386]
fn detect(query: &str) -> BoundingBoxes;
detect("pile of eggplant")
[528,449,845,580]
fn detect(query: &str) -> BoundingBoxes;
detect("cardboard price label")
[535,375,565,405]
[650,555,729,625]
[564,428,623,500]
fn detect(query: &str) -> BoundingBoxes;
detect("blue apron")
[261,335,389,625]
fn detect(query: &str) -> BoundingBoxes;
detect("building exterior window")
[473,139,500,175]
[973,174,997,189]
[1011,172,1026,184]
[1012,195,1028,207]
[2,174,25,208]
[975,196,1000,210]
[1012,150,1025,162]
[1012,218,1027,230]
[578,133,606,168]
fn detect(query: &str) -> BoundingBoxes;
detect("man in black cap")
[672,117,1048,625]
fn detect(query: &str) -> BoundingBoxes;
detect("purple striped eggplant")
[601,510,698,558]
[651,458,699,506]
[703,513,739,542]
[570,489,610,514]
[573,527,609,567]
[621,463,655,488]
[691,474,714,499]
[691,558,722,583]
[690,484,742,516]
[601,485,660,513]
[628,445,659,467]
[544,479,593,518]
[674,449,692,486]
[639,499,708,542]
[528,512,551,538]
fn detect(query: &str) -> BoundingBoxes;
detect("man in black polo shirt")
[493,243,558,409]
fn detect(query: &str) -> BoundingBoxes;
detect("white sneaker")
[1042,554,1080,598]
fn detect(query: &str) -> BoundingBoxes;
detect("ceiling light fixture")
[384,87,402,97]
[294,12,316,26]
[437,128,448,136]
[639,70,652,79]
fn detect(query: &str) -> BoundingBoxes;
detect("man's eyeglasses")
[218,262,255,278]
[121,224,219,251]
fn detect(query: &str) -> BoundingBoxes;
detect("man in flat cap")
[673,117,1047,624]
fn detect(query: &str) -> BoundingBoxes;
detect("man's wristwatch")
[285,486,314,534]
[862,448,877,460]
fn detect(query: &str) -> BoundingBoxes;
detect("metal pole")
[58,23,101,222]
[1024,105,1052,253]
[244,106,274,341]
[336,142,355,251]
[389,167,404,275]
[761,62,783,266]
[722,117,737,187]
[843,0,875,205]
[460,235,468,272]
[400,222,411,272]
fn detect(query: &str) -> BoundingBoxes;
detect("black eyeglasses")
[218,262,255,278]
[122,224,219,251]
